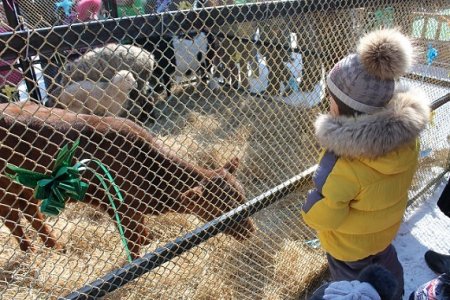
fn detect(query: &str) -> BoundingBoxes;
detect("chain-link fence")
[0,0,449,298]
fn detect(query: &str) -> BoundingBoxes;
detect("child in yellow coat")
[301,28,430,300]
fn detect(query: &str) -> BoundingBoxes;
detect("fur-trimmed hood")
[315,86,430,159]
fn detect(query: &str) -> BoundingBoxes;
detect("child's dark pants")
[327,244,404,300]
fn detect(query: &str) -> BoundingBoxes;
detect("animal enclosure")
[0,0,449,299]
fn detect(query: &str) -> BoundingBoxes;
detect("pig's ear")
[180,186,203,203]
[223,157,239,174]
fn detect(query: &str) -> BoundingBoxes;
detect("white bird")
[282,52,303,93]
[58,70,137,116]
[248,52,269,94]
[278,58,326,108]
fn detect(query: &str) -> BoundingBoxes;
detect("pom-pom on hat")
[327,28,415,114]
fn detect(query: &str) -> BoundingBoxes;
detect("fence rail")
[0,0,448,299]
[0,0,413,60]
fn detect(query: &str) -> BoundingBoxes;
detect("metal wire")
[0,0,449,299]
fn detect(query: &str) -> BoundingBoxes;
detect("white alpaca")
[56,44,155,119]
[58,70,137,116]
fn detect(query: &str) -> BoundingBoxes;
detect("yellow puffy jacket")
[302,88,430,262]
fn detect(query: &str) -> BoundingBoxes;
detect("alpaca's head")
[180,157,256,240]
[112,70,137,92]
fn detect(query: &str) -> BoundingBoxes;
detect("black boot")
[437,180,450,217]
[424,250,450,274]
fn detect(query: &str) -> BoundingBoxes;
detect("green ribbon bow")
[5,139,133,262]
[6,140,88,216]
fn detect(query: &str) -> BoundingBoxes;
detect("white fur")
[315,87,430,159]
[58,70,137,116]
[173,32,208,76]
[56,44,154,117]
[172,32,223,91]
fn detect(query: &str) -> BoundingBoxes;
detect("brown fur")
[0,102,255,258]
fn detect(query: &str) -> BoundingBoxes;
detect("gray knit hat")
[327,28,415,114]
[323,280,381,300]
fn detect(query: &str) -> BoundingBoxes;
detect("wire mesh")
[0,0,449,299]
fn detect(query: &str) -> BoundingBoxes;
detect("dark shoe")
[425,250,450,274]
[437,180,450,217]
